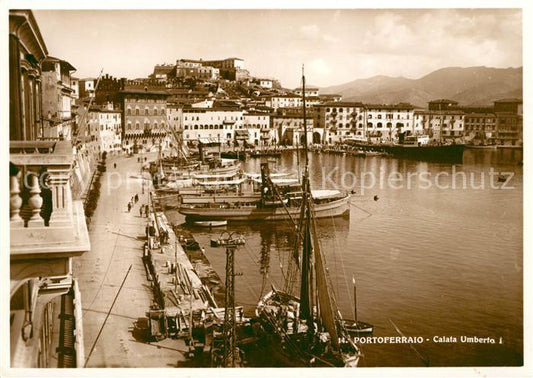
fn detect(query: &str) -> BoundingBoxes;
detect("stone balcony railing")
[10,140,90,295]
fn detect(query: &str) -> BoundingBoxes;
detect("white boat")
[193,220,227,228]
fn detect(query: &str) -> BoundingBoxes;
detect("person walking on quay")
[127,202,132,213]
[114,162,117,169]
[140,204,144,217]
[135,194,139,203]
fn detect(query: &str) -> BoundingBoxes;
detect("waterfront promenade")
[73,153,184,367]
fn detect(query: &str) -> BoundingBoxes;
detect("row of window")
[417,115,463,120]
[125,98,165,104]
[465,118,495,123]
[126,122,166,130]
[184,115,243,121]
[126,108,165,116]
[182,124,273,130]
[368,114,410,120]
[326,108,358,113]
[465,126,495,131]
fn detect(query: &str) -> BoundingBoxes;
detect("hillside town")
[8,9,524,370]
[74,61,523,155]
[22,37,524,157]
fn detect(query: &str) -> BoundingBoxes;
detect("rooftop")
[494,98,523,104]
[42,56,76,72]
[365,103,415,110]
[428,99,458,104]
[319,101,364,107]
[120,88,170,96]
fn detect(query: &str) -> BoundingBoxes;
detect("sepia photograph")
[2,1,530,376]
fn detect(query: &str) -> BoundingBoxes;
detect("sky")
[32,8,522,88]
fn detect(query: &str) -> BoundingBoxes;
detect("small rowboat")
[194,220,227,228]
[342,319,374,335]
[210,237,246,247]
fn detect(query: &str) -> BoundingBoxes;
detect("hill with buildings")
[321,66,522,107]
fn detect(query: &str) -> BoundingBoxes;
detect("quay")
[75,152,239,367]
[74,153,191,367]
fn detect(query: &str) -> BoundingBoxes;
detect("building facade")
[494,99,523,146]
[179,108,244,145]
[317,102,365,144]
[267,95,303,110]
[9,10,89,368]
[294,86,319,97]
[464,113,497,145]
[86,104,122,154]
[121,87,170,153]
[364,104,415,144]
[259,79,273,89]
[41,57,76,140]
[243,112,273,146]
[78,78,95,100]
[9,10,48,141]
[413,110,465,143]
[272,112,316,146]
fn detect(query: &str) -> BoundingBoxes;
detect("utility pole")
[221,232,241,367]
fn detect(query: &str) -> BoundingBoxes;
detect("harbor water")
[165,148,523,367]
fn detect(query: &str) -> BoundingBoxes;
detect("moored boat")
[254,67,360,367]
[179,189,351,222]
[194,220,227,228]
[465,144,497,149]
[342,320,374,335]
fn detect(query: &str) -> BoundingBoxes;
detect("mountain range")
[320,66,522,108]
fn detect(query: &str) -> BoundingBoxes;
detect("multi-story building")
[9,10,89,368]
[495,112,521,146]
[243,112,273,146]
[78,78,95,100]
[294,86,319,97]
[413,109,464,143]
[266,94,303,110]
[167,104,182,132]
[428,99,459,111]
[319,94,342,103]
[152,63,175,83]
[71,77,80,100]
[175,59,220,80]
[9,10,47,141]
[179,108,244,145]
[205,57,247,81]
[206,57,245,70]
[94,74,123,107]
[41,57,77,140]
[121,85,170,153]
[86,103,122,154]
[317,102,365,144]
[364,104,415,143]
[464,113,497,144]
[494,98,523,114]
[258,79,273,89]
[494,99,523,146]
[271,111,317,146]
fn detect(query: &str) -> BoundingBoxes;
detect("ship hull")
[465,145,497,149]
[179,195,351,222]
[348,143,465,163]
[382,144,464,163]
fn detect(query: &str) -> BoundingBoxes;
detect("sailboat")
[341,276,374,335]
[255,67,360,367]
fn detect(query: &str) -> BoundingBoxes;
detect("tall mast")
[298,65,313,329]
[302,65,309,169]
